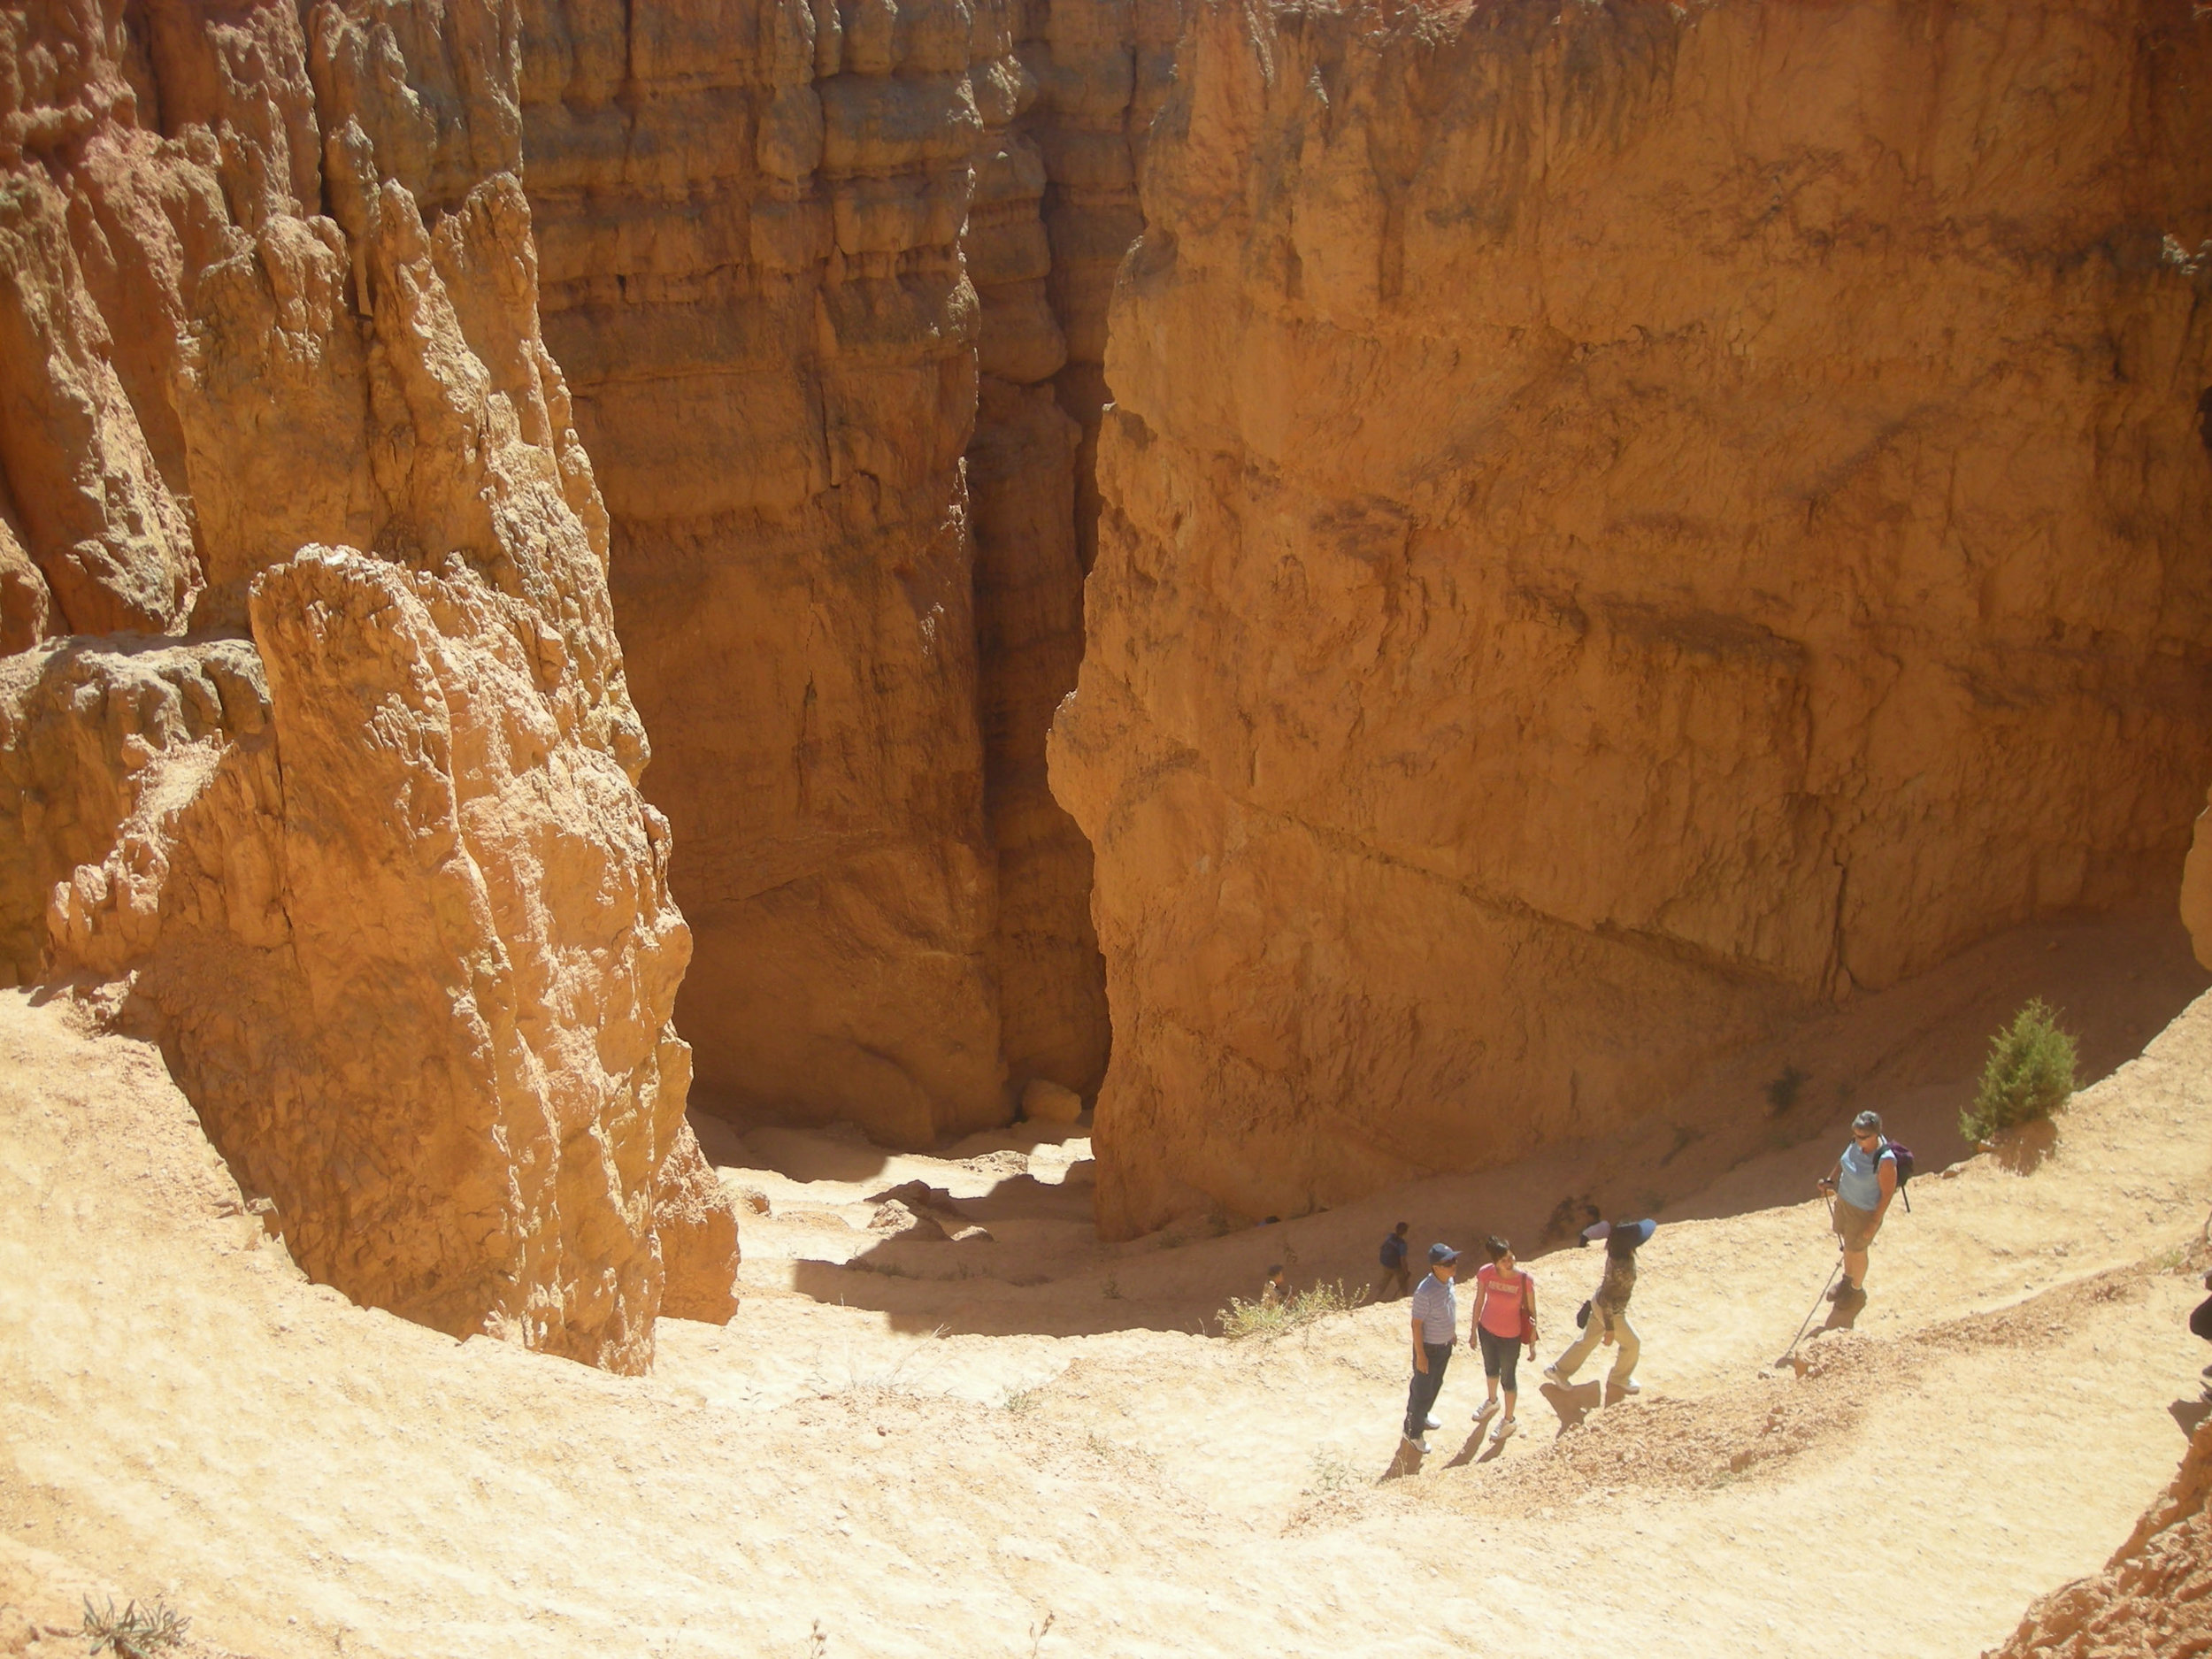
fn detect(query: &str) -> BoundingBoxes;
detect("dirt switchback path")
[2,982,2208,1657]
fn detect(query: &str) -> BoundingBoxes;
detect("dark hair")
[1485,1234,1510,1260]
[1606,1227,1640,1260]
[1394,1221,1409,1233]
[1266,1263,1285,1278]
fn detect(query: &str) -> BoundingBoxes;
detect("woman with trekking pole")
[1544,1218,1653,1397]
[1818,1110,1898,1306]
[1469,1236,1538,1443]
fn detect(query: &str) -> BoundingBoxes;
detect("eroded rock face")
[1054,0,2212,1234]
[1987,1412,2212,1657]
[518,0,1183,1133]
[520,0,1009,1146]
[967,0,1184,1109]
[0,0,735,1368]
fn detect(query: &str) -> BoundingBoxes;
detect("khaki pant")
[1552,1306,1640,1390]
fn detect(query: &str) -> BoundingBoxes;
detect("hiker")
[1470,1235,1538,1443]
[1545,1218,1652,1397]
[2193,1267,2212,1397]
[1402,1243,1461,1454]
[1378,1221,1412,1301]
[1261,1263,1290,1309]
[1818,1110,1898,1303]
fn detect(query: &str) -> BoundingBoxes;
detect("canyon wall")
[1988,1409,2212,1657]
[0,0,734,1367]
[518,0,1179,1138]
[1053,0,2212,1234]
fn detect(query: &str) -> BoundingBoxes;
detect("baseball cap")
[1428,1242,1460,1264]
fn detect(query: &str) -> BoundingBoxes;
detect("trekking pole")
[1775,1194,1842,1369]
[1776,1259,1841,1369]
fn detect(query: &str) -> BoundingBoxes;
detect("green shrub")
[82,1597,189,1658]
[1217,1279,1367,1340]
[1962,999,2078,1142]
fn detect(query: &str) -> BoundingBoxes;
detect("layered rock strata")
[969,0,1186,1105]
[1053,0,2212,1234]
[520,0,1009,1144]
[518,0,1166,1133]
[0,0,735,1367]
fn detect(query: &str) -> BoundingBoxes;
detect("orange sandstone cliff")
[1053,0,2212,1235]
[515,0,1177,1139]
[0,0,736,1364]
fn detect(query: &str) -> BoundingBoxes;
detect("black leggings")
[1478,1326,1522,1394]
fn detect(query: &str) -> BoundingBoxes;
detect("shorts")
[1832,1198,1879,1253]
[1478,1326,1523,1393]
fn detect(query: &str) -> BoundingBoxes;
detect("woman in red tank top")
[1470,1236,1539,1442]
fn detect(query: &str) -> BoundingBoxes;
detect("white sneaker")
[1471,1397,1498,1420]
[1406,1435,1431,1455]
[1541,1364,1563,1386]
[1490,1417,1517,1442]
[1425,1415,1441,1431]
[1616,1379,1641,1395]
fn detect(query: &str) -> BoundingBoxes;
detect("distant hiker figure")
[1261,1264,1289,1310]
[1545,1218,1652,1398]
[1402,1243,1461,1455]
[1378,1222,1412,1301]
[1818,1110,1898,1303]
[1470,1236,1537,1443]
[2193,1267,2212,1398]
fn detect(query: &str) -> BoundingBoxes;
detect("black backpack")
[1379,1234,1406,1268]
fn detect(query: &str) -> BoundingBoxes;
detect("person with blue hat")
[1402,1242,1462,1454]
[1543,1218,1654,1397]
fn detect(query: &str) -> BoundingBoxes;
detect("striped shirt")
[1410,1272,1458,1345]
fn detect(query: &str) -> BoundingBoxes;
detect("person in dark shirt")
[2193,1267,2212,1397]
[1377,1221,1412,1301]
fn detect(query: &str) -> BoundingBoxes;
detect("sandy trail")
[2,917,2209,1657]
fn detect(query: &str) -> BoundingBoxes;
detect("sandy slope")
[2,927,2209,1657]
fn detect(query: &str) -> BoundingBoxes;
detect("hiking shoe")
[1615,1379,1642,1395]
[1424,1415,1441,1431]
[1405,1435,1431,1455]
[1471,1398,1498,1421]
[1826,1279,1856,1302]
[1490,1417,1517,1442]
[1541,1364,1563,1386]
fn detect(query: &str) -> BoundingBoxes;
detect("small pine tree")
[1962,999,2078,1142]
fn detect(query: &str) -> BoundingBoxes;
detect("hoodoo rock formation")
[0,0,735,1368]
[514,0,1175,1139]
[1053,0,2212,1235]
[1986,1412,2212,1657]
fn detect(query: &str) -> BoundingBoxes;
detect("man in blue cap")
[1402,1242,1461,1454]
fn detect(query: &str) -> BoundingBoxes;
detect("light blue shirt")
[1837,1139,1891,1210]
[1410,1271,1457,1345]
